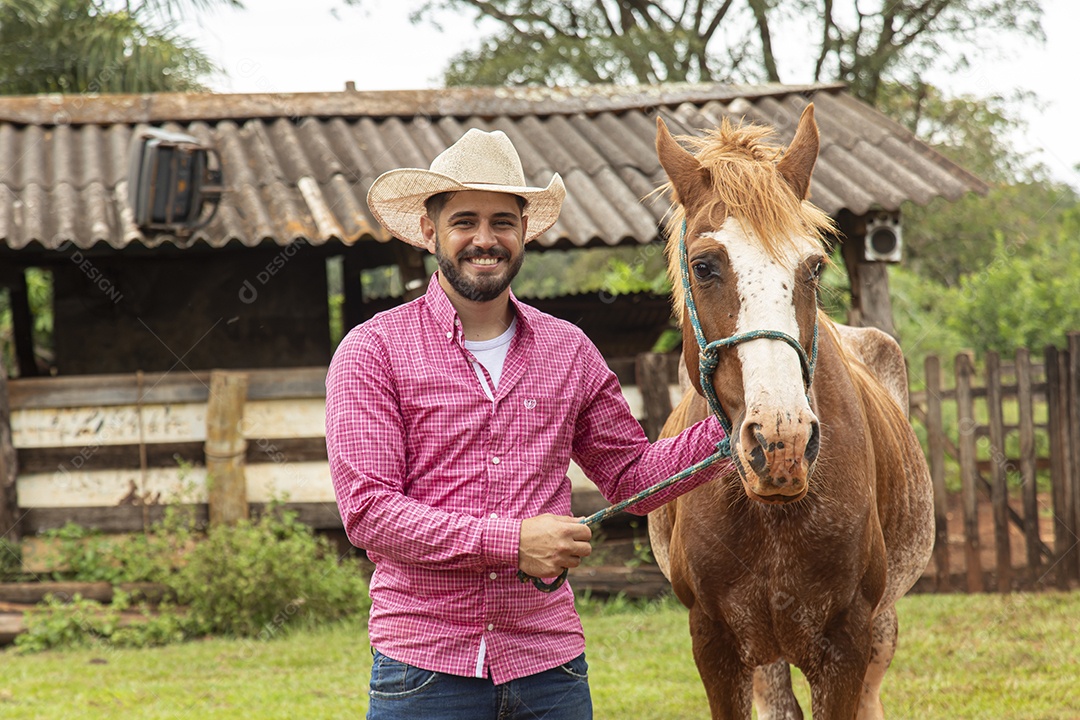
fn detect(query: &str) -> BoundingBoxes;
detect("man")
[326,128,731,720]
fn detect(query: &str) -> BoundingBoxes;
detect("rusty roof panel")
[0,83,986,252]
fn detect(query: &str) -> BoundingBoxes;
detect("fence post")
[1015,348,1041,588]
[1069,332,1080,582]
[206,370,250,527]
[636,353,674,442]
[1046,346,1073,589]
[924,354,950,590]
[985,352,1011,592]
[955,351,983,592]
[0,370,19,543]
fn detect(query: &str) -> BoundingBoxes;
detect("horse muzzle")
[734,415,820,504]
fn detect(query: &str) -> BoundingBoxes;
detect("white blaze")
[704,219,813,417]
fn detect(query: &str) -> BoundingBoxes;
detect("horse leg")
[804,614,874,720]
[752,661,804,720]
[688,605,753,719]
[857,606,898,720]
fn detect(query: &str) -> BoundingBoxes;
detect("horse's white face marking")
[704,218,816,416]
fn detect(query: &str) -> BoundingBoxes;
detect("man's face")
[425,190,527,303]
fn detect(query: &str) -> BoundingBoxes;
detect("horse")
[647,104,934,720]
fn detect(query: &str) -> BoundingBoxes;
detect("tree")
[0,0,243,95]
[365,1,1043,106]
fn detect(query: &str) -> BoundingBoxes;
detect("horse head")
[656,105,835,505]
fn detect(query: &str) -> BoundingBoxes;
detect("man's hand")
[518,514,592,578]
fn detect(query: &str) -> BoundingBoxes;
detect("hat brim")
[367,168,565,251]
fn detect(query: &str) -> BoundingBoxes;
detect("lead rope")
[519,220,818,592]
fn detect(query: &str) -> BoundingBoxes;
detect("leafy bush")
[20,506,369,651]
[172,509,368,638]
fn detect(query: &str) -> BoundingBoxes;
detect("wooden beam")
[838,212,896,337]
[636,353,674,441]
[206,371,249,527]
[0,369,19,542]
[394,243,429,302]
[985,352,1011,592]
[924,355,950,590]
[955,351,983,592]
[7,366,327,410]
[7,271,38,377]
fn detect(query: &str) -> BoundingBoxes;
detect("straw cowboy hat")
[367,128,566,251]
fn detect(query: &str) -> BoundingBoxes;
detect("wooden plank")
[1015,348,1041,587]
[12,396,327,449]
[0,370,20,542]
[1045,346,1072,590]
[17,437,328,475]
[636,353,675,441]
[955,351,983,592]
[7,367,328,410]
[17,460,335,509]
[0,581,168,604]
[924,354,950,590]
[985,352,1011,592]
[1069,333,1080,582]
[206,371,250,526]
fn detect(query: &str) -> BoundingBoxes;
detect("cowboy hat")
[367,128,566,251]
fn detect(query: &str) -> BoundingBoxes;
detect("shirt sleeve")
[570,341,733,515]
[325,328,521,571]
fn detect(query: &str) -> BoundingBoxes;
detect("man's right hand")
[518,514,593,578]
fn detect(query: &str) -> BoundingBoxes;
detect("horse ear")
[656,116,710,214]
[777,103,820,201]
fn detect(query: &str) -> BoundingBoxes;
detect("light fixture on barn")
[127,128,223,233]
[863,211,903,263]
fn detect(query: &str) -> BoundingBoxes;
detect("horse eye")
[692,262,713,280]
[809,261,824,282]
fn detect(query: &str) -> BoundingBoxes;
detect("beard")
[435,236,524,303]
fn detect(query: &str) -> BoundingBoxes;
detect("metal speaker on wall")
[127,128,223,233]
[863,211,902,263]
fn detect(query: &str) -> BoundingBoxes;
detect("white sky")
[179,0,1080,191]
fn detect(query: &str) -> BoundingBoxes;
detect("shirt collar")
[423,272,531,345]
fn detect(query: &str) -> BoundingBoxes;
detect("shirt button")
[491,457,501,465]
[487,624,495,631]
[489,572,498,580]
[446,331,453,340]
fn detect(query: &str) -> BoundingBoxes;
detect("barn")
[0,82,986,542]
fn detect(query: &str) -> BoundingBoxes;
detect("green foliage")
[0,0,239,95]
[15,589,187,653]
[0,537,22,580]
[946,212,1080,356]
[43,506,195,584]
[168,508,368,638]
[23,507,368,652]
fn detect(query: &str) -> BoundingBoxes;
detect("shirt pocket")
[509,394,574,474]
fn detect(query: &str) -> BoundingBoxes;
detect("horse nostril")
[804,421,821,465]
[742,423,769,477]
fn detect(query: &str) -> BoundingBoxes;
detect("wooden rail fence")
[909,333,1080,592]
[2,334,1079,596]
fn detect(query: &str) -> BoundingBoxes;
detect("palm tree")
[0,0,243,95]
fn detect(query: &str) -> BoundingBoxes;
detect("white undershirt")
[463,318,517,401]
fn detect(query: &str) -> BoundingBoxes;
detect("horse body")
[648,106,934,719]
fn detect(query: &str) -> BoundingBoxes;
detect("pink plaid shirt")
[326,276,729,684]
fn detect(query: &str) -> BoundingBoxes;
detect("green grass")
[1,591,1078,718]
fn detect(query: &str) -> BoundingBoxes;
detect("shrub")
[168,508,368,638]
[19,506,369,651]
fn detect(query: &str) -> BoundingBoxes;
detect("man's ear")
[520,214,529,244]
[420,214,437,251]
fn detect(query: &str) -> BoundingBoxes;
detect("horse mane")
[662,118,836,326]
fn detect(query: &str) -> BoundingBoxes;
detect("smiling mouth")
[466,257,502,268]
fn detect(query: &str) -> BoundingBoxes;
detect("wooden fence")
[909,333,1080,593]
[0,360,680,549]
[2,336,1079,595]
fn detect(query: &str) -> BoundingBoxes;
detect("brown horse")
[648,105,934,720]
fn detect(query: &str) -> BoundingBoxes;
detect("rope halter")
[677,219,819,443]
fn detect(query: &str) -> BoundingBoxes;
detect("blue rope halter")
[677,219,819,442]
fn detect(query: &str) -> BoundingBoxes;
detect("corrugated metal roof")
[0,83,987,252]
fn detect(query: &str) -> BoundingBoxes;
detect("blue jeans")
[366,650,592,720]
